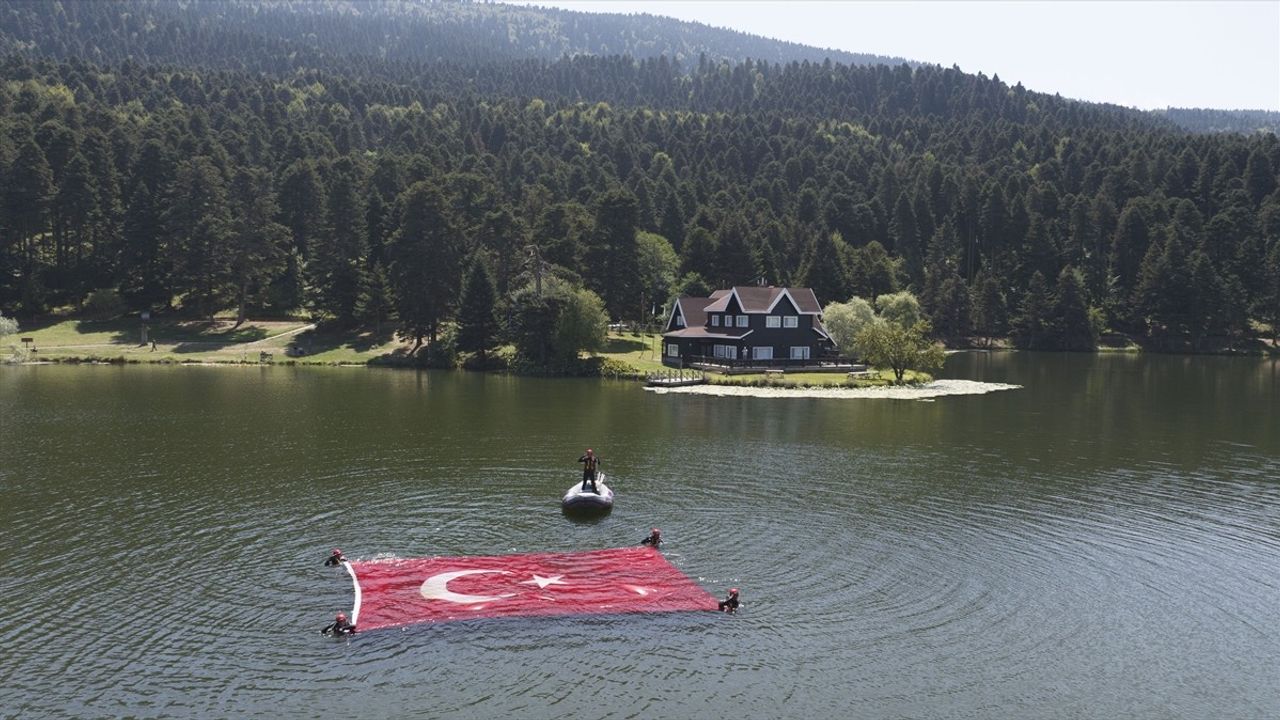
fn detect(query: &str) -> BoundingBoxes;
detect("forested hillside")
[1156,108,1280,136]
[0,0,906,72]
[0,0,1277,355]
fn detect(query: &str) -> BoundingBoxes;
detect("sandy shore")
[645,378,1021,400]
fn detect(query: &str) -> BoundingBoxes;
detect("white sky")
[512,1,1280,111]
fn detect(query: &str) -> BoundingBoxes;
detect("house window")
[711,315,719,327]
[736,315,748,327]
[766,316,781,328]
[790,346,810,360]
[784,316,799,328]
[714,345,738,359]
[675,315,685,327]
[666,344,680,357]
[753,346,774,360]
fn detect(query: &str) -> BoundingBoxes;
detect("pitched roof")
[703,287,823,314]
[663,327,754,340]
[676,296,711,328]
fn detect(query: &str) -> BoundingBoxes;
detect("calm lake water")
[2,353,1278,719]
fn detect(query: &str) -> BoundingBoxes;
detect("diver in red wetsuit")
[718,588,740,613]
[323,612,356,635]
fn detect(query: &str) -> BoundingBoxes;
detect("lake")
[2,353,1278,718]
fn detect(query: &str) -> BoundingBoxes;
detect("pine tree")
[1109,203,1152,327]
[586,189,640,319]
[164,156,234,318]
[4,139,54,269]
[1012,271,1052,350]
[1244,149,1276,206]
[679,226,717,280]
[1051,266,1096,351]
[228,167,289,326]
[929,271,971,340]
[978,182,1010,272]
[971,272,1007,345]
[1135,227,1192,342]
[1262,240,1280,343]
[797,232,851,305]
[713,215,760,287]
[310,162,368,324]
[355,261,395,334]
[54,152,101,297]
[120,183,168,309]
[456,252,500,361]
[891,192,923,285]
[848,240,898,299]
[389,180,462,348]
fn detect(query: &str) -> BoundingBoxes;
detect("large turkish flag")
[344,547,717,630]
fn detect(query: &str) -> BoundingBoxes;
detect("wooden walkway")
[645,369,707,387]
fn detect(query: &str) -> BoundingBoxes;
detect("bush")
[596,356,642,378]
[461,348,510,371]
[421,328,458,368]
[84,288,127,320]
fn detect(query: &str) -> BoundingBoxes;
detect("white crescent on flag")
[420,569,518,604]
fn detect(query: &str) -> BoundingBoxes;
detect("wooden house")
[661,286,835,366]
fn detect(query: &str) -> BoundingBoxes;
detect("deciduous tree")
[854,319,945,384]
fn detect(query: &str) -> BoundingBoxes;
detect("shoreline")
[646,378,1023,401]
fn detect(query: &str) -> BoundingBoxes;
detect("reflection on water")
[1,355,1278,718]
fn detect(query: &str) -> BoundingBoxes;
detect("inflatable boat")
[562,474,614,512]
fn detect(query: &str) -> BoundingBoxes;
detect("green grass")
[594,332,670,373]
[7,317,410,365]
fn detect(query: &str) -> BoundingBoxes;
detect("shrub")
[84,289,127,320]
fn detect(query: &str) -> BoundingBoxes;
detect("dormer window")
[711,315,720,327]
[784,316,799,328]
[736,315,748,327]
[766,316,781,328]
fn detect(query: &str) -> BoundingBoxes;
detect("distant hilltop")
[1153,108,1280,135]
[0,0,912,70]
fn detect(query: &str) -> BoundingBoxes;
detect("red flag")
[345,547,717,630]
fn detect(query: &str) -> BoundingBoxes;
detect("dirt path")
[242,324,316,345]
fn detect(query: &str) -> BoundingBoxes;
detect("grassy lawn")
[7,316,411,364]
[595,332,669,373]
[10,321,672,370]
[6,319,959,379]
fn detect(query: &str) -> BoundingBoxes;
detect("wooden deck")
[645,369,707,387]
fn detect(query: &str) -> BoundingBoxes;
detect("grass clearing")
[595,332,669,373]
[7,316,412,365]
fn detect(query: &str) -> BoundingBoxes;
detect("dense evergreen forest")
[1155,108,1280,136]
[0,0,906,72]
[0,0,1277,353]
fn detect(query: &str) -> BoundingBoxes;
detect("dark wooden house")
[661,286,834,366]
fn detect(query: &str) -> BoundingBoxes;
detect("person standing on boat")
[578,448,600,494]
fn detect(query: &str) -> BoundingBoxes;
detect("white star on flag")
[521,574,568,589]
